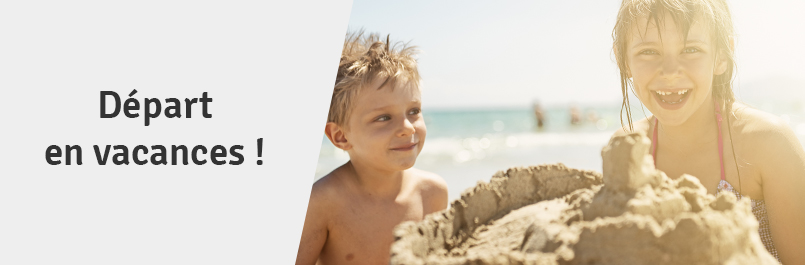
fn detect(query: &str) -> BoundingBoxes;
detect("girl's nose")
[660,56,682,80]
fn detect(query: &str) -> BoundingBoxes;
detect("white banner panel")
[0,0,352,264]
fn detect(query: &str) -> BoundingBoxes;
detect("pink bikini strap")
[652,99,725,181]
[652,117,658,165]
[715,100,726,181]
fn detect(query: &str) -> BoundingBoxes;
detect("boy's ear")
[324,122,351,151]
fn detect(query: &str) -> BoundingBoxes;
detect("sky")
[347,0,805,109]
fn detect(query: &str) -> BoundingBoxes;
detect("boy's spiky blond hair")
[327,31,420,128]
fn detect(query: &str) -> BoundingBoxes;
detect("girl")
[612,0,805,263]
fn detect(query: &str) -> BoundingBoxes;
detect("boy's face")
[342,78,426,172]
[626,16,728,126]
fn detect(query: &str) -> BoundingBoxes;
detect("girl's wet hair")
[612,0,735,131]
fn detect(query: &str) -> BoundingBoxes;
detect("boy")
[296,32,448,265]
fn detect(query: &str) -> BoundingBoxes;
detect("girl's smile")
[651,88,692,110]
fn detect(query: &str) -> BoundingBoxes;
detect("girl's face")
[626,16,728,126]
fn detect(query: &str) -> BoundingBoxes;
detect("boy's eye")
[683,47,700,53]
[374,115,391,122]
[408,108,421,115]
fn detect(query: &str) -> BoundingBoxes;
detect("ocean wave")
[420,132,612,163]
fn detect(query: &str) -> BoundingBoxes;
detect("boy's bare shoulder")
[406,168,448,213]
[309,165,353,209]
[406,168,447,193]
[612,116,653,137]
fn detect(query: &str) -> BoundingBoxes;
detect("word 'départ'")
[100,90,213,126]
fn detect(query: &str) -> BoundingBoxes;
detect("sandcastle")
[390,133,779,265]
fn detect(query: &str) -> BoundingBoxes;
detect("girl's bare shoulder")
[731,103,793,140]
[731,103,801,161]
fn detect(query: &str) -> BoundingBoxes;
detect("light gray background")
[0,0,351,264]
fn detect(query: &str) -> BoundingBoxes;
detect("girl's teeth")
[655,89,688,96]
[655,89,689,104]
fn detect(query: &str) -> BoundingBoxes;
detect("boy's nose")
[398,118,416,137]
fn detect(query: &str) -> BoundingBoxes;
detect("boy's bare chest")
[336,197,424,231]
[322,196,424,264]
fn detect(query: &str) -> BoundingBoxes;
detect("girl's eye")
[683,47,700,53]
[639,49,658,55]
[375,115,391,122]
[408,108,421,115]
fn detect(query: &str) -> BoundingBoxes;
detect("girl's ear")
[714,37,735,75]
[325,122,351,151]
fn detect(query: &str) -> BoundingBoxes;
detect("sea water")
[314,102,805,200]
[315,105,626,200]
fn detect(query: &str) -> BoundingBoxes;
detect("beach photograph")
[314,0,805,201]
[304,0,805,264]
